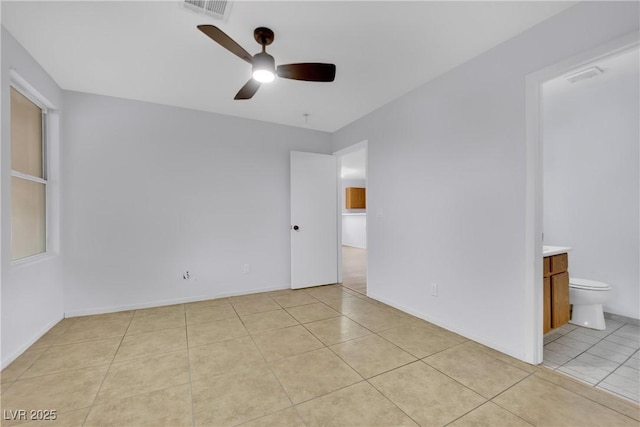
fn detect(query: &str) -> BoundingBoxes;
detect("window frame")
[10,77,50,264]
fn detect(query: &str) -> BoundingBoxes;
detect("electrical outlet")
[242,264,250,274]
[431,283,438,297]
[183,271,190,280]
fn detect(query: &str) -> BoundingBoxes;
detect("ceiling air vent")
[183,0,233,22]
[562,66,603,84]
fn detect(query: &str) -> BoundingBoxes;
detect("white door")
[290,151,338,289]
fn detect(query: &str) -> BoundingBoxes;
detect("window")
[11,86,47,260]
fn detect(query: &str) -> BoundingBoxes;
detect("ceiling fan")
[197,25,336,100]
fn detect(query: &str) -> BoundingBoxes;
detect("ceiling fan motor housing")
[252,52,276,83]
[253,51,275,73]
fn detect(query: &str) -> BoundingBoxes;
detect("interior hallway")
[341,246,366,295]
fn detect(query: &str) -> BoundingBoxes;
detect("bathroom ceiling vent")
[563,66,603,83]
[183,0,233,22]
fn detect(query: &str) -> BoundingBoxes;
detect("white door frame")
[333,140,368,291]
[524,31,639,364]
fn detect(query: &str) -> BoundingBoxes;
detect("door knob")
[292,225,300,231]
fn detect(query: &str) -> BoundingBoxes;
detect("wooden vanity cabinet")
[543,253,570,333]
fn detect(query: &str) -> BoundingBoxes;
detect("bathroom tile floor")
[2,284,639,426]
[544,320,640,403]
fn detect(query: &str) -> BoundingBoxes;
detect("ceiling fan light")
[253,69,275,83]
[252,52,276,83]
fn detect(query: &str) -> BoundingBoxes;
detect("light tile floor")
[544,320,640,404]
[341,246,366,295]
[1,285,639,426]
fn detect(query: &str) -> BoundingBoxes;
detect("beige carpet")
[341,246,366,295]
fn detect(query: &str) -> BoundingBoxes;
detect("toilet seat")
[570,278,611,291]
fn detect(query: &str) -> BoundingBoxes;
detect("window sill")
[10,252,58,270]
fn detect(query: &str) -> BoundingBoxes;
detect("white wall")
[1,28,65,367]
[543,51,639,320]
[342,214,366,248]
[61,91,332,315]
[332,2,640,361]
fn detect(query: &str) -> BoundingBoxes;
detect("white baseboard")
[1,315,63,369]
[367,291,531,364]
[64,285,291,318]
[215,284,290,298]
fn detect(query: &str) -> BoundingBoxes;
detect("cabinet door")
[345,187,366,209]
[551,272,570,328]
[543,277,552,333]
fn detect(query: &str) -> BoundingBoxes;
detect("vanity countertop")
[543,245,572,257]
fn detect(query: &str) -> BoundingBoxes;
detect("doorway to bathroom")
[527,34,639,402]
[335,142,368,295]
[541,45,639,402]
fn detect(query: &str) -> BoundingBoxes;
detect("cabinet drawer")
[550,253,568,274]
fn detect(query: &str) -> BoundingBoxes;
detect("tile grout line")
[419,354,518,402]
[297,316,374,348]
[4,318,80,384]
[74,306,192,423]
[317,322,476,426]
[533,370,640,422]
[181,304,197,427]
[241,290,418,425]
[80,311,136,427]
[544,321,639,401]
[230,296,301,421]
[362,378,423,426]
[542,362,636,401]
[594,348,639,390]
[357,322,488,427]
[443,400,532,427]
[483,369,542,425]
[3,344,53,385]
[595,382,640,405]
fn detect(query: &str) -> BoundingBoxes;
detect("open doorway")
[525,32,638,403]
[539,45,639,402]
[335,142,367,295]
[525,32,638,365]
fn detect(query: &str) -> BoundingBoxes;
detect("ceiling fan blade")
[234,79,261,100]
[197,25,253,64]
[277,63,336,82]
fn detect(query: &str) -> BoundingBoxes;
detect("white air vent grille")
[563,66,603,84]
[184,0,233,21]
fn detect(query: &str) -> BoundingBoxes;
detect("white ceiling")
[2,1,576,132]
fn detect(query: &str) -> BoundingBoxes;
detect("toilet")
[569,278,611,330]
